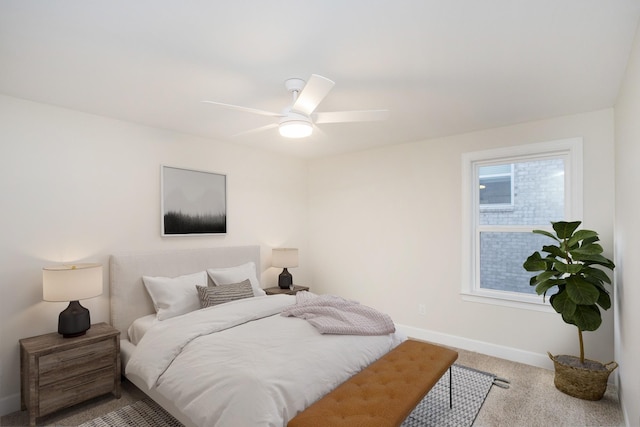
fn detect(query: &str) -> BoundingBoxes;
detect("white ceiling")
[1,1,639,158]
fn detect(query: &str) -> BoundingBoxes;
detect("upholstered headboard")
[109,246,261,339]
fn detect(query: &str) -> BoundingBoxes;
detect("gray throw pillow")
[196,279,254,308]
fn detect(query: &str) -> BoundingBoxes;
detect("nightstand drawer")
[39,339,114,386]
[21,323,121,426]
[39,366,115,416]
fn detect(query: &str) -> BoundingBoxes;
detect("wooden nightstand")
[20,322,121,426]
[264,285,309,295]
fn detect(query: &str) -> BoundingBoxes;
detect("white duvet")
[126,295,403,427]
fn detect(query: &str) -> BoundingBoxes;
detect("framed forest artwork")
[161,166,227,236]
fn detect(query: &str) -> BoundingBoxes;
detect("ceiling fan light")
[279,120,313,138]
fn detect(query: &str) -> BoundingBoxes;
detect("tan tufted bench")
[287,339,458,427]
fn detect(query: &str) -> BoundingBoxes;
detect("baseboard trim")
[395,324,555,371]
[0,393,20,417]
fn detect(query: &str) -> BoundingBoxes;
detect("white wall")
[614,21,640,427]
[308,109,615,368]
[0,95,310,415]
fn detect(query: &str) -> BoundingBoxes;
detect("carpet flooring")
[455,349,624,427]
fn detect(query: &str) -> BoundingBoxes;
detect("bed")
[110,246,403,427]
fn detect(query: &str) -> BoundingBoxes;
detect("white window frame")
[461,138,583,311]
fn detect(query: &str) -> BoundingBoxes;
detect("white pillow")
[206,262,266,297]
[142,271,207,320]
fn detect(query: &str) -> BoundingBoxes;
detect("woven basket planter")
[548,352,618,401]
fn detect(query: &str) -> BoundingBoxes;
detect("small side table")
[264,285,309,295]
[20,322,121,426]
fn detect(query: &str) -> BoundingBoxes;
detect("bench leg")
[449,366,453,409]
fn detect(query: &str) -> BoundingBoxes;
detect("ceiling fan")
[202,74,389,138]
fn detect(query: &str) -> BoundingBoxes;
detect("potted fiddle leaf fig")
[523,221,617,400]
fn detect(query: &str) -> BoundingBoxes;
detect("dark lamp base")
[278,268,293,289]
[58,300,91,338]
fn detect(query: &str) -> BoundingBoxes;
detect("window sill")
[461,290,555,313]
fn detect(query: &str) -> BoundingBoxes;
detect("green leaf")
[567,229,598,247]
[535,279,562,296]
[553,261,583,274]
[531,270,556,286]
[581,235,600,246]
[550,291,576,317]
[571,243,603,256]
[581,266,612,284]
[573,253,615,270]
[552,221,581,239]
[532,229,559,241]
[583,275,609,294]
[541,244,564,258]
[597,290,611,310]
[523,252,547,272]
[570,305,602,332]
[565,276,600,305]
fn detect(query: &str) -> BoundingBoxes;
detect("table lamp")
[272,248,298,289]
[42,263,103,338]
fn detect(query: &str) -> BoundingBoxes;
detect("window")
[461,138,583,309]
[479,164,513,207]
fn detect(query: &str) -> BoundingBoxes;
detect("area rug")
[77,399,182,427]
[79,364,498,427]
[402,364,498,427]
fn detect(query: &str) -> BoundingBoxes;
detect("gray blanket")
[281,292,396,335]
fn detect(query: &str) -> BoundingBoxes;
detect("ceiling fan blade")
[292,74,335,116]
[313,109,390,124]
[232,123,278,137]
[202,100,282,118]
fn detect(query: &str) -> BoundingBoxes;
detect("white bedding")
[126,295,403,427]
[127,314,158,345]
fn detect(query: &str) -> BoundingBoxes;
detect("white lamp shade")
[272,248,299,268]
[43,263,103,302]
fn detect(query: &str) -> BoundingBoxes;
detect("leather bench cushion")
[288,339,458,427]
